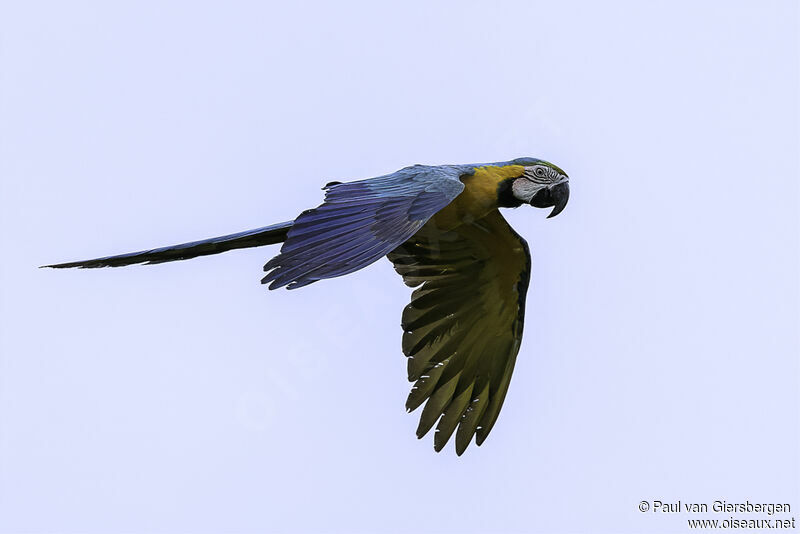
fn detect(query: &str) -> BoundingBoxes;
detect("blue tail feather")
[42,221,293,269]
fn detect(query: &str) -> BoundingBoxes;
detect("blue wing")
[262,165,465,289]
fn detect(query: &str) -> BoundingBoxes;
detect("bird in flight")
[45,157,569,455]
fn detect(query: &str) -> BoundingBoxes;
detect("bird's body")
[428,164,524,229]
[45,157,569,455]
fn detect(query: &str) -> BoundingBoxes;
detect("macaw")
[45,157,569,455]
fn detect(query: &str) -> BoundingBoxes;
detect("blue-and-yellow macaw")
[45,157,569,455]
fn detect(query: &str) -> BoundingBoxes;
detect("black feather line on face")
[497,178,524,208]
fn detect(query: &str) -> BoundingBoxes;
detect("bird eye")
[535,167,545,177]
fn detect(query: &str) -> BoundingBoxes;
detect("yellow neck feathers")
[431,165,525,230]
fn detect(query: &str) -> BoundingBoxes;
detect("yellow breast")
[431,164,524,230]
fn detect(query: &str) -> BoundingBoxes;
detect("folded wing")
[387,209,531,455]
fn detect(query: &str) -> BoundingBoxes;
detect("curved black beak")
[530,181,570,218]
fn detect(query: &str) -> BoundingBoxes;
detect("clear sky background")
[1,1,797,533]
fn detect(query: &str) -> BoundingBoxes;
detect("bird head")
[502,159,570,218]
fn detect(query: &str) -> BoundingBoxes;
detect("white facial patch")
[511,178,544,203]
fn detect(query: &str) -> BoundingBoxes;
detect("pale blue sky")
[1,1,798,533]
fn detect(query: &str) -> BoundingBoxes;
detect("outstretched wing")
[387,209,531,455]
[262,165,465,289]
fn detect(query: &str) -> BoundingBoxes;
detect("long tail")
[42,220,293,269]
